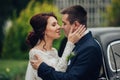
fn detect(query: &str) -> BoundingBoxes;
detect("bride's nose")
[57,24,61,29]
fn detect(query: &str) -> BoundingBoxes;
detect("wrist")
[67,41,74,45]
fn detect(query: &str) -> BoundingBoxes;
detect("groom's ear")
[74,21,80,30]
[71,21,79,32]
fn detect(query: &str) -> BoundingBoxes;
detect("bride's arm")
[25,62,37,80]
[25,49,39,80]
[55,41,75,71]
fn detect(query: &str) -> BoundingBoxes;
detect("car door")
[94,31,120,80]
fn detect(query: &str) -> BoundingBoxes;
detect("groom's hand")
[68,25,86,43]
[30,54,43,70]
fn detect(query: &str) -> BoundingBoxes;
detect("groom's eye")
[63,23,66,26]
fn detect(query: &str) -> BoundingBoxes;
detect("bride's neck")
[35,39,53,51]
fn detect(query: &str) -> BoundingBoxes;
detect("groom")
[31,5,102,80]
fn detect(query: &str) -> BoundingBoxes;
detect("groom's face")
[61,14,72,37]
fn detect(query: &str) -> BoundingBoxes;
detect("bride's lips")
[56,30,61,35]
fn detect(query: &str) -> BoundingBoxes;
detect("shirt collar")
[83,29,89,36]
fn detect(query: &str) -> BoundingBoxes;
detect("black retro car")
[89,27,120,80]
[58,27,120,80]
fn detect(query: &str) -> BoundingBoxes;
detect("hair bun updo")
[26,31,39,48]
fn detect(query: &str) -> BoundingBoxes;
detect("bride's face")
[45,16,61,40]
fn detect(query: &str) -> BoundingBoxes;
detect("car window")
[107,40,120,72]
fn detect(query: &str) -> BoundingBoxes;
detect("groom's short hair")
[61,5,87,27]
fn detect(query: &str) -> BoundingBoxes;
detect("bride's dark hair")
[26,12,57,48]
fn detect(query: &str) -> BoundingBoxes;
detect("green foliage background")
[0,60,28,80]
[2,0,64,60]
[106,0,120,26]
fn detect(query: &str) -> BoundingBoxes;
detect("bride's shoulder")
[28,48,35,56]
[51,48,58,55]
[29,48,41,55]
[29,48,37,53]
[29,48,42,60]
[52,47,57,52]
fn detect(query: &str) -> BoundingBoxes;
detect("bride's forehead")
[47,17,57,23]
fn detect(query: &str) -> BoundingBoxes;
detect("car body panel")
[88,27,120,80]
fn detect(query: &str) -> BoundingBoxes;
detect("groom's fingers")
[30,60,34,64]
[30,60,35,67]
[79,26,86,34]
[73,25,85,35]
[78,27,86,38]
[34,54,40,60]
[78,25,86,34]
[30,59,39,70]
[30,61,38,69]
[30,54,43,69]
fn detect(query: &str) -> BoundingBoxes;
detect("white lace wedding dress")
[25,41,75,80]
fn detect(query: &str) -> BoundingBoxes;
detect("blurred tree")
[0,0,54,58]
[106,0,120,26]
[2,0,62,60]
[0,0,29,57]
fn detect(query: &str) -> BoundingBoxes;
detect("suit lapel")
[67,32,92,69]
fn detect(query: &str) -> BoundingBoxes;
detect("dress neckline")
[32,48,56,54]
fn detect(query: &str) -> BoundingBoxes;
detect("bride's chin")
[55,36,61,39]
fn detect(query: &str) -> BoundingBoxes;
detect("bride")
[25,12,86,80]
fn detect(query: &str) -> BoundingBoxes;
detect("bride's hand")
[68,25,86,44]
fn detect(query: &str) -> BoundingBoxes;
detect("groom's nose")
[61,26,63,29]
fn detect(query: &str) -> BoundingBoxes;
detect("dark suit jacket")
[37,32,102,80]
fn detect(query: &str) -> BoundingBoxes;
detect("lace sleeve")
[55,41,75,72]
[29,49,36,61]
[25,49,41,80]
[25,62,38,80]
